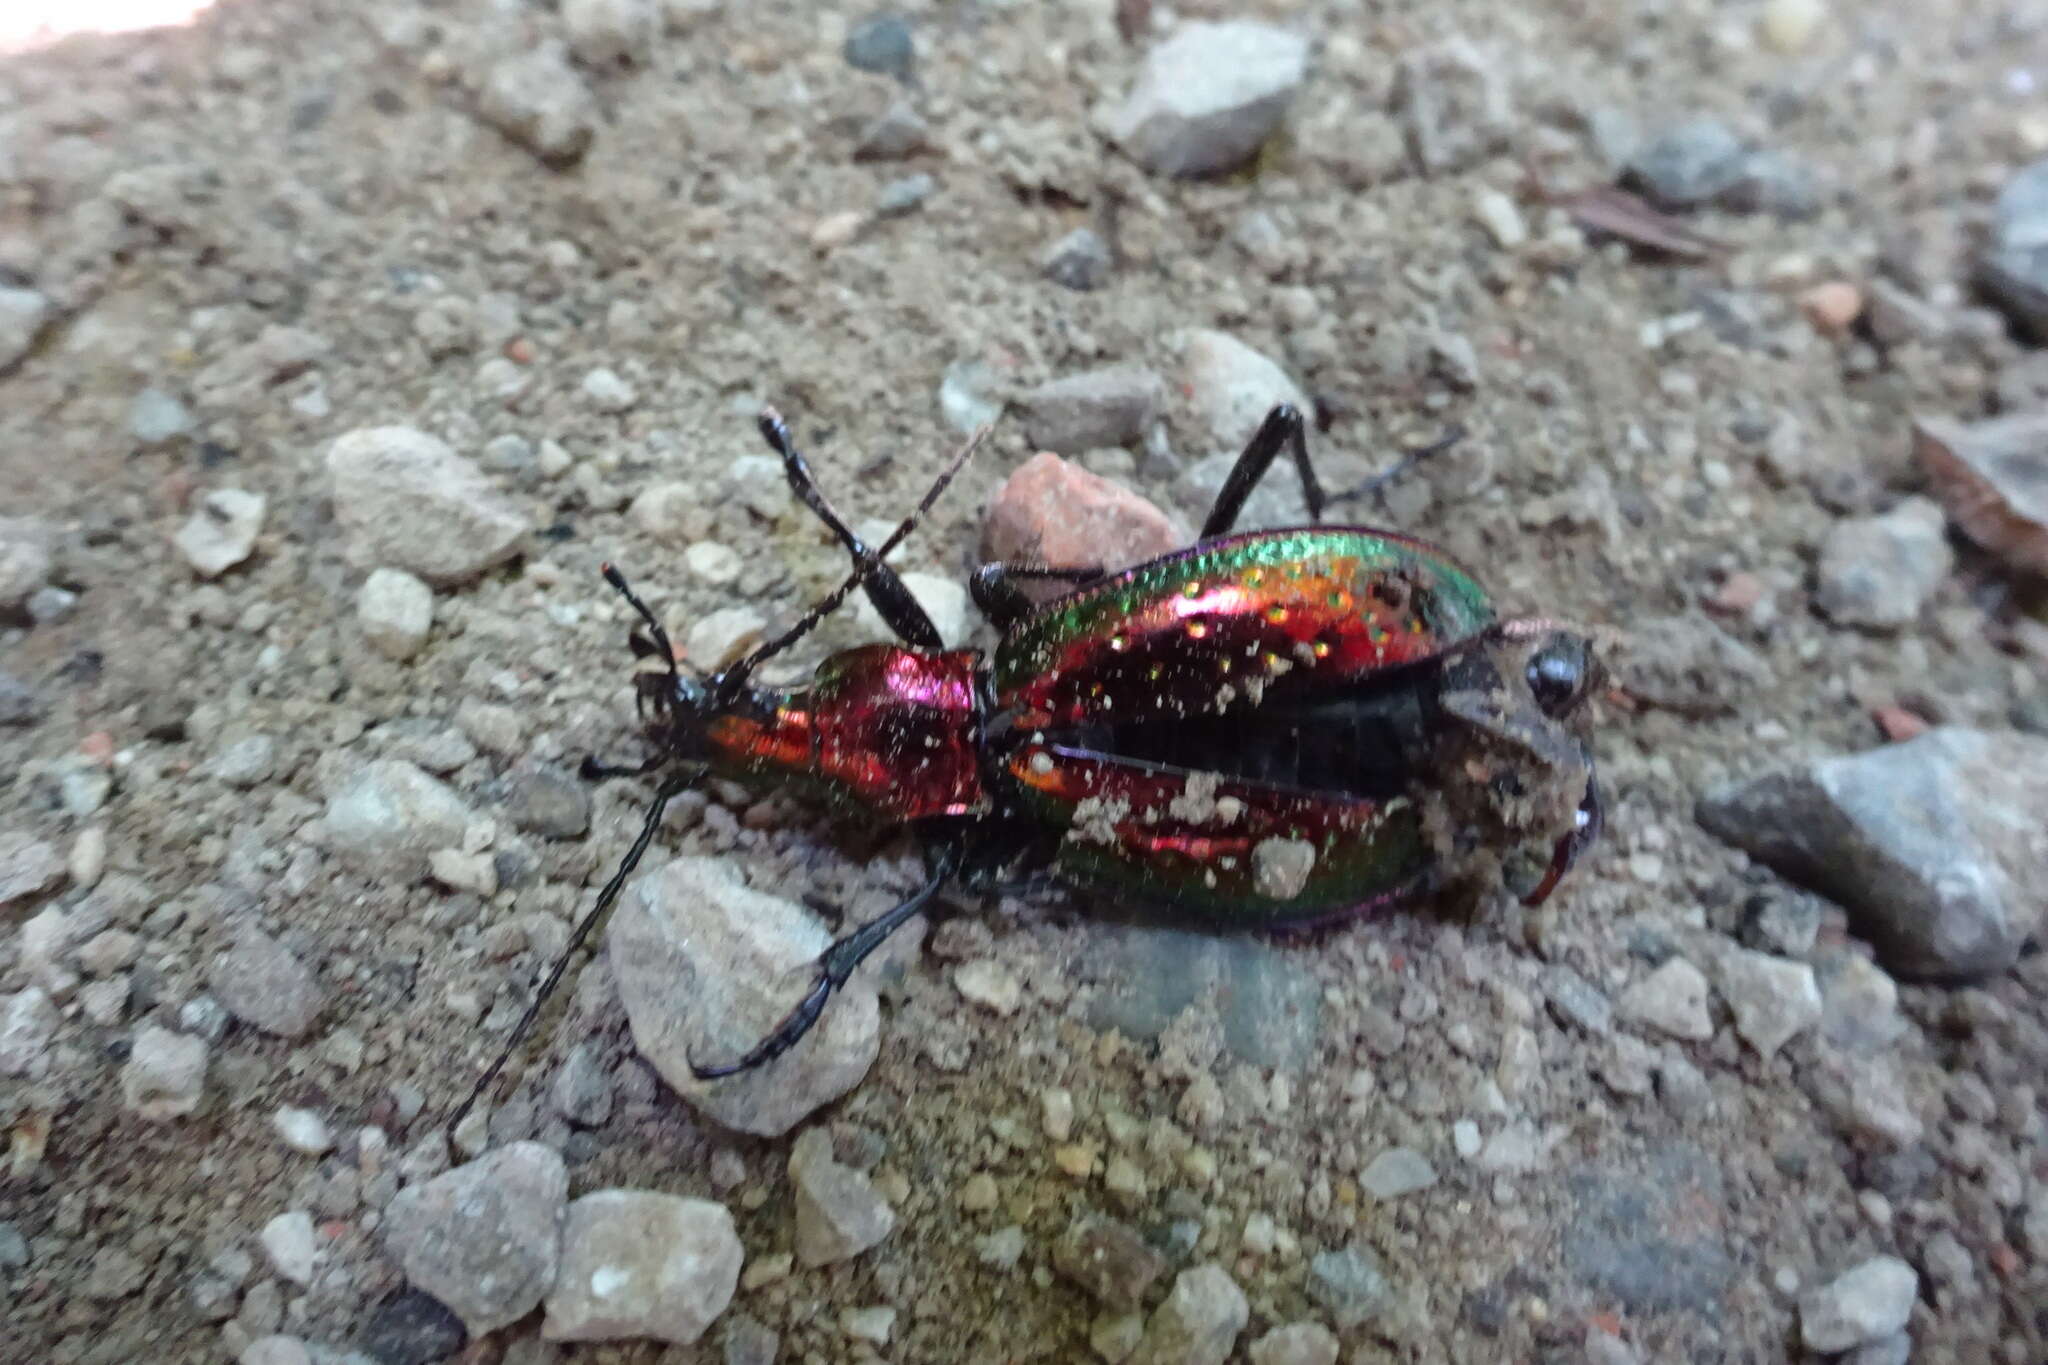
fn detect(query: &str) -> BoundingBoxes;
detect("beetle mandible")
[453,403,1603,1128]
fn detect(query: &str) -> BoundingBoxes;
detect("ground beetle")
[454,403,1603,1127]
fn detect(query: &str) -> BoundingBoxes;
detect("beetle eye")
[1525,636,1591,716]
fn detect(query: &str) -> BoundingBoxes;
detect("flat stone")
[1799,1256,1917,1352]
[843,12,914,80]
[543,1190,741,1344]
[207,925,326,1038]
[1621,118,1749,209]
[1129,1264,1247,1365]
[1101,22,1309,178]
[1562,1144,1734,1312]
[261,1211,317,1287]
[1814,497,1953,628]
[328,426,526,586]
[478,46,599,166]
[501,763,591,840]
[1018,366,1164,455]
[325,760,477,882]
[788,1128,895,1267]
[1305,1246,1390,1329]
[610,859,879,1137]
[854,100,928,161]
[1713,948,1821,1058]
[1697,728,2048,979]
[355,1289,466,1365]
[120,1025,208,1120]
[1616,957,1714,1041]
[1079,925,1322,1071]
[0,286,52,370]
[174,489,265,577]
[1914,412,2048,578]
[382,1143,567,1336]
[1042,227,1112,291]
[1359,1147,1437,1199]
[1544,965,1613,1036]
[359,569,434,661]
[1177,328,1311,460]
[0,833,65,909]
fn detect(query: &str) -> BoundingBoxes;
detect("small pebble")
[121,1025,208,1120]
[685,608,767,671]
[1248,1322,1340,1365]
[1617,957,1715,1041]
[1800,281,1864,336]
[953,959,1023,1015]
[581,367,638,413]
[1472,187,1527,248]
[260,1211,317,1287]
[273,1107,335,1155]
[1799,1256,1917,1352]
[840,1305,896,1344]
[1760,0,1826,53]
[875,172,935,217]
[1042,227,1113,291]
[1359,1147,1438,1199]
[844,12,915,80]
[790,1128,895,1266]
[1716,949,1822,1058]
[976,1225,1026,1270]
[358,568,434,661]
[175,489,266,578]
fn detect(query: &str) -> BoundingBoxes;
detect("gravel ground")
[3,1,2047,1362]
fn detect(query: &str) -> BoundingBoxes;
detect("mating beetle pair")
[455,404,1602,1125]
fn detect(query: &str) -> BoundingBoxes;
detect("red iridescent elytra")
[994,528,1495,730]
[704,644,985,821]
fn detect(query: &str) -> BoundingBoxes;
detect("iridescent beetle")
[454,404,1601,1126]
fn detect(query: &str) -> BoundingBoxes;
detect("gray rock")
[1621,119,1749,210]
[328,426,526,585]
[1816,952,1905,1054]
[129,388,196,444]
[240,1336,312,1365]
[874,172,934,217]
[26,586,76,623]
[0,987,57,1076]
[207,925,326,1038]
[261,1211,317,1287]
[1247,1322,1339,1365]
[1081,925,1321,1071]
[561,0,658,65]
[479,46,599,166]
[0,832,64,908]
[1717,146,1820,219]
[1544,965,1613,1036]
[502,764,591,840]
[1799,1256,1917,1352]
[1052,1215,1167,1309]
[549,1044,613,1128]
[1019,366,1164,454]
[0,516,55,610]
[1616,957,1714,1041]
[1713,948,1820,1057]
[1394,36,1512,176]
[1042,227,1112,291]
[382,1143,568,1336]
[1814,498,1953,628]
[788,1127,895,1267]
[1739,892,1821,957]
[1359,1147,1437,1200]
[974,1225,1026,1271]
[1845,1333,1912,1365]
[325,760,477,881]
[121,1025,208,1120]
[1977,157,2048,340]
[1305,1246,1390,1329]
[357,1290,467,1365]
[1177,328,1310,461]
[1130,1264,1247,1365]
[854,101,928,161]
[174,488,266,578]
[1102,22,1310,178]
[0,672,40,727]
[0,286,52,370]
[359,569,434,661]
[213,732,277,788]
[1562,1145,1734,1312]
[843,12,914,80]
[543,1190,741,1344]
[721,1314,780,1365]
[609,858,878,1136]
[1696,728,2048,979]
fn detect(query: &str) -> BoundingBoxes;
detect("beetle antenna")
[1327,424,1465,508]
[715,421,991,702]
[449,766,702,1141]
[602,563,678,680]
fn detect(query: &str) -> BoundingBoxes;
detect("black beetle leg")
[579,753,667,782]
[757,408,943,650]
[1200,403,1322,539]
[968,562,1107,630]
[1322,425,1466,514]
[690,842,962,1079]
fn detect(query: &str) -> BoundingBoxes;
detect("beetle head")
[1433,619,1606,905]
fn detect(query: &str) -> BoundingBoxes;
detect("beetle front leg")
[689,842,963,1079]
[969,561,1107,630]
[757,408,944,650]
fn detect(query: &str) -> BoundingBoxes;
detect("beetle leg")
[969,561,1107,629]
[1323,424,1466,513]
[690,842,962,1079]
[449,769,700,1137]
[578,753,667,781]
[757,408,944,650]
[1200,403,1323,539]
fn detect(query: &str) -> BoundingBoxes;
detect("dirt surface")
[3,1,2046,1362]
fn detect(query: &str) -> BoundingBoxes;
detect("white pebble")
[174,489,266,578]
[273,1107,335,1156]
[358,568,434,661]
[953,959,1023,1016]
[260,1210,317,1287]
[1472,187,1527,249]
